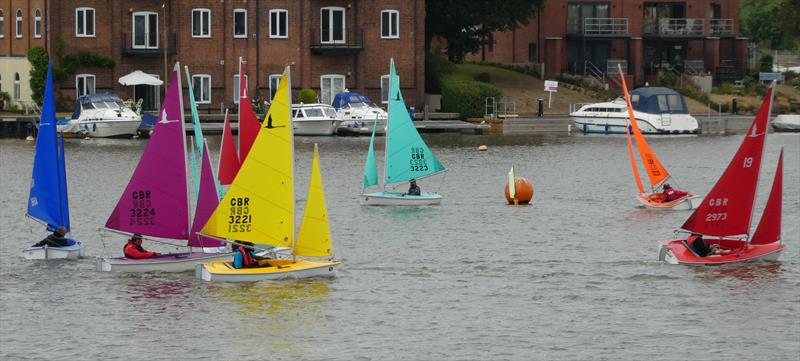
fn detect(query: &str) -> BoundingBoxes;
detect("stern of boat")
[23,241,83,260]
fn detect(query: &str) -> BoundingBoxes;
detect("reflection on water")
[692,262,785,284]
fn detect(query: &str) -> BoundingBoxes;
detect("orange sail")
[626,124,645,194]
[618,68,670,189]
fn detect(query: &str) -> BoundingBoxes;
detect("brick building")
[0,0,425,111]
[465,0,747,87]
[0,0,46,107]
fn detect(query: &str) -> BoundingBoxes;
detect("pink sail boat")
[97,63,231,272]
[658,83,785,264]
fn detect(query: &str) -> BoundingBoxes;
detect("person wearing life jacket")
[687,233,729,257]
[123,234,159,259]
[233,242,257,269]
[662,183,688,202]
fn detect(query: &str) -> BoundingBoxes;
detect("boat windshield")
[304,108,325,118]
[323,107,337,117]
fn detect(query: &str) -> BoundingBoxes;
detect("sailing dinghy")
[618,66,699,210]
[196,67,339,282]
[97,63,230,272]
[23,63,84,260]
[658,83,785,265]
[360,59,446,206]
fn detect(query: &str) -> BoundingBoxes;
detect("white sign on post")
[544,80,558,108]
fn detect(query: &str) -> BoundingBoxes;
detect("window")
[269,9,288,38]
[380,74,399,104]
[233,74,248,103]
[15,9,22,38]
[76,74,95,98]
[320,74,345,105]
[381,10,399,39]
[33,9,41,38]
[233,9,247,38]
[0,10,4,38]
[132,11,158,48]
[192,75,211,104]
[268,74,282,101]
[13,73,20,100]
[192,8,210,38]
[75,7,95,37]
[320,7,345,44]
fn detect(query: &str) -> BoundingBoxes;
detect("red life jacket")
[664,188,678,201]
[238,245,255,266]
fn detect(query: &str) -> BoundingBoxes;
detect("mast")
[287,65,297,256]
[176,62,191,246]
[382,59,393,191]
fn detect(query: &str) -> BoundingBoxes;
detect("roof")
[331,92,377,109]
[77,93,123,104]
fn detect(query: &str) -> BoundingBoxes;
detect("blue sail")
[363,121,378,190]
[384,59,445,184]
[28,63,70,231]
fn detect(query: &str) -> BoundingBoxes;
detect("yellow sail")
[201,66,294,247]
[295,144,333,258]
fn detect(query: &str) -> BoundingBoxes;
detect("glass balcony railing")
[644,18,705,37]
[567,18,629,36]
[710,19,734,36]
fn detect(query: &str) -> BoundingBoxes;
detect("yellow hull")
[197,258,339,282]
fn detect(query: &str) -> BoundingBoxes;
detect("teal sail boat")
[23,63,84,260]
[360,59,446,206]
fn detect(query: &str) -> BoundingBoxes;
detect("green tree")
[741,0,800,50]
[27,47,49,104]
[426,0,544,62]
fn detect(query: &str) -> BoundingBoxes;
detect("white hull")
[772,115,800,132]
[96,252,232,273]
[570,115,698,134]
[293,119,340,136]
[61,119,142,138]
[360,191,443,206]
[658,244,783,265]
[638,195,703,210]
[337,120,388,136]
[22,243,84,260]
[196,262,338,282]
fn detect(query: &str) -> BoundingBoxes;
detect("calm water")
[1,132,798,360]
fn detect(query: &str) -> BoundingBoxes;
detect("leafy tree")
[741,0,800,50]
[27,47,49,104]
[426,0,544,62]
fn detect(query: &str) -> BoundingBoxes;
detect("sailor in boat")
[123,234,159,259]
[32,226,70,248]
[661,184,688,202]
[686,234,730,257]
[407,179,421,196]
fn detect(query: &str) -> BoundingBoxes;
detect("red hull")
[659,238,784,265]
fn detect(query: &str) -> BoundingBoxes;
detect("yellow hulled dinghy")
[196,67,339,282]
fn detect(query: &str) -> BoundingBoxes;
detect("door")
[134,74,161,111]
[320,75,345,105]
[133,12,158,49]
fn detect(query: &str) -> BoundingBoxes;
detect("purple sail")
[189,141,226,248]
[105,64,190,240]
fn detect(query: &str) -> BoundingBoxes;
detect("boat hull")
[658,239,784,265]
[636,193,701,210]
[771,115,800,132]
[96,252,232,272]
[360,191,442,206]
[60,119,142,138]
[570,116,698,135]
[196,259,339,282]
[22,241,84,260]
[293,119,340,136]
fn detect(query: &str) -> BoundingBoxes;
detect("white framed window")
[320,7,345,44]
[233,74,249,103]
[132,11,158,48]
[320,74,345,105]
[269,9,288,38]
[76,74,95,98]
[381,10,399,39]
[33,9,41,38]
[192,75,211,104]
[192,8,211,38]
[13,73,21,100]
[75,7,95,37]
[380,74,399,104]
[233,9,247,38]
[15,9,22,38]
[269,74,282,101]
[1,10,4,38]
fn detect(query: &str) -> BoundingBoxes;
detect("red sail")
[681,86,774,237]
[237,59,261,162]
[751,149,783,244]
[217,109,240,185]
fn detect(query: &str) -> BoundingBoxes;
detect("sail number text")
[409,147,429,172]
[129,190,155,226]
[228,197,252,232]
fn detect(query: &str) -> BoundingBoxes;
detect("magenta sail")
[189,141,226,248]
[105,64,190,239]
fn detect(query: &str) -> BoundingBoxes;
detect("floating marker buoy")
[504,177,534,205]
[478,145,488,151]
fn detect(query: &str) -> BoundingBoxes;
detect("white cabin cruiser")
[771,114,800,132]
[332,91,388,136]
[60,93,142,138]
[292,103,341,135]
[570,87,698,134]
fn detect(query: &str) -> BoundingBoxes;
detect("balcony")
[644,18,705,37]
[310,28,364,55]
[710,19,734,36]
[122,33,177,57]
[567,18,629,37]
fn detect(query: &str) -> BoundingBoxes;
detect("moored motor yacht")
[332,91,388,136]
[570,87,698,134]
[60,93,142,138]
[292,103,340,135]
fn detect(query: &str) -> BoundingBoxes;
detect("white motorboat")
[332,91,388,136]
[771,114,800,132]
[570,87,698,134]
[292,103,341,135]
[60,93,142,138]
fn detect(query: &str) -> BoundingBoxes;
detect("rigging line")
[100,227,187,249]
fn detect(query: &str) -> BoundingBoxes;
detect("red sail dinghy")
[658,84,785,265]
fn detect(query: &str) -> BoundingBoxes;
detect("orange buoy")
[478,145,488,151]
[504,177,534,205]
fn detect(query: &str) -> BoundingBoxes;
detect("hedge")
[440,74,501,119]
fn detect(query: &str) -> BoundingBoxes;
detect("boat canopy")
[71,93,126,119]
[629,87,689,114]
[331,92,377,110]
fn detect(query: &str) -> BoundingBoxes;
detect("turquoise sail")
[28,62,70,231]
[363,121,378,190]
[384,59,445,184]
[184,66,223,199]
